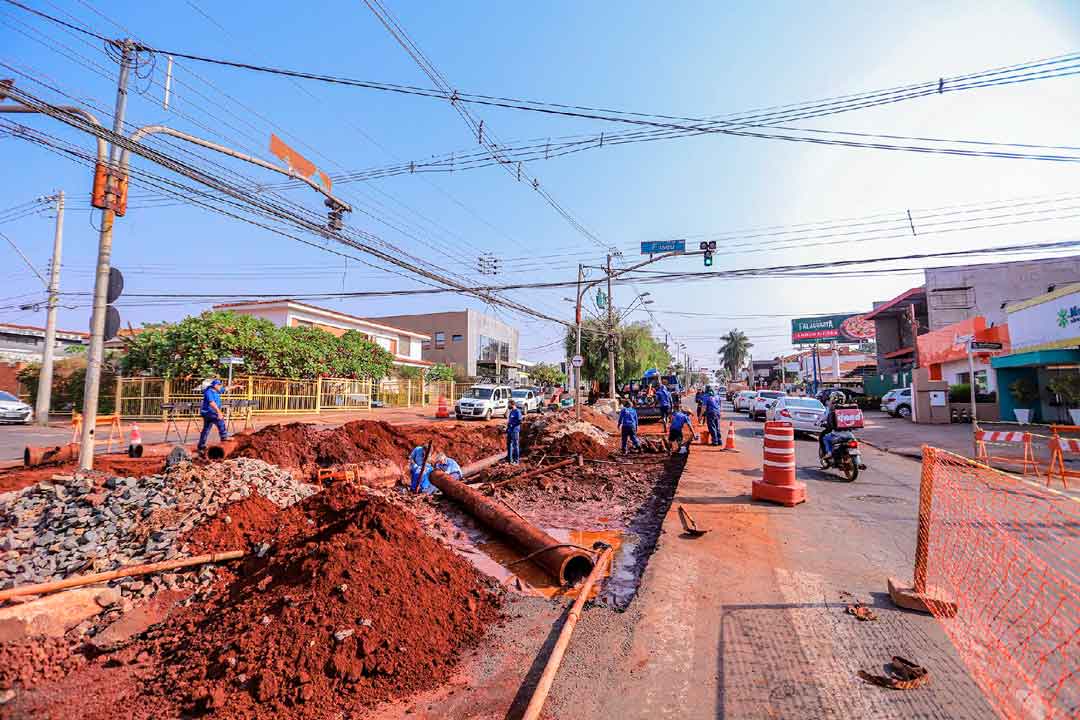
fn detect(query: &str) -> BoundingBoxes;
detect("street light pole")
[80,39,134,470]
[606,253,617,402]
[35,190,64,427]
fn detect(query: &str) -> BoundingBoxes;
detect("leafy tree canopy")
[528,362,565,387]
[120,311,394,379]
[563,319,671,389]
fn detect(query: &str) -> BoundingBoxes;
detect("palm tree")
[719,330,753,380]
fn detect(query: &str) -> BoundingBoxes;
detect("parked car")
[751,390,787,420]
[766,396,827,433]
[511,388,541,413]
[0,391,32,424]
[879,390,899,413]
[883,387,913,418]
[455,385,513,420]
[733,391,758,412]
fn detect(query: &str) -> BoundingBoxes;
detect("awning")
[991,348,1080,369]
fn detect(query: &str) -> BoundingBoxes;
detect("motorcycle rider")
[818,391,847,462]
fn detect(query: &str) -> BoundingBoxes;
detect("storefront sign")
[791,314,875,345]
[1009,288,1080,351]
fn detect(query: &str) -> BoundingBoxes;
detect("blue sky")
[2,0,1079,369]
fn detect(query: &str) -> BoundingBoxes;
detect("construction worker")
[703,388,723,446]
[694,387,706,420]
[617,399,641,454]
[433,451,463,480]
[667,407,696,454]
[506,399,523,464]
[408,446,437,493]
[197,379,230,455]
[656,382,673,426]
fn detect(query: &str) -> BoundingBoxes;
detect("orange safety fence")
[1045,435,1080,489]
[917,447,1080,719]
[973,428,1041,477]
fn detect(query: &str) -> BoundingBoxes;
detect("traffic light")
[704,252,713,267]
[700,240,716,267]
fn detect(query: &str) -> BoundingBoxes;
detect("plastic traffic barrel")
[752,421,806,506]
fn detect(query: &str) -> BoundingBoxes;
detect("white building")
[213,300,432,369]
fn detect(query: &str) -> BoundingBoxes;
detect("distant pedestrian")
[703,389,723,446]
[506,399,523,464]
[197,379,229,454]
[617,399,641,454]
[694,387,705,420]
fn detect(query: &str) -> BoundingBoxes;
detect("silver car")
[734,391,758,412]
[0,390,33,424]
[751,390,786,420]
[766,396,827,433]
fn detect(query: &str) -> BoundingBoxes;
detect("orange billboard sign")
[269,134,332,194]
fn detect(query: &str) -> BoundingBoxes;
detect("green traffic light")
[704,252,713,267]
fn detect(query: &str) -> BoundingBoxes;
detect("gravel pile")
[0,458,318,596]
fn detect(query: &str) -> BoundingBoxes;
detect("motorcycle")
[818,429,865,481]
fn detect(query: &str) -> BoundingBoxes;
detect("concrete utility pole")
[80,39,134,470]
[575,264,583,420]
[35,190,64,427]
[606,253,616,402]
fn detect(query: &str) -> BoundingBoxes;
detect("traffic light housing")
[700,240,716,267]
[704,251,713,267]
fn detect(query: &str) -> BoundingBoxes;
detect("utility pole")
[35,190,64,427]
[574,263,583,420]
[79,39,133,470]
[606,253,616,402]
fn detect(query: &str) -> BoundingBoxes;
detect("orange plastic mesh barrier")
[919,447,1080,719]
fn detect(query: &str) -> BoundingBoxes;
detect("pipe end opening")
[562,555,595,586]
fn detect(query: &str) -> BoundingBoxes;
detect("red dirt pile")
[184,493,283,554]
[547,431,610,460]
[227,420,504,480]
[134,482,501,719]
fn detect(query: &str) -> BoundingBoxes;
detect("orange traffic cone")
[127,422,144,458]
[435,395,450,419]
[724,422,737,451]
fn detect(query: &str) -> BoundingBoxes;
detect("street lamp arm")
[577,251,685,301]
[0,103,108,167]
[120,125,353,212]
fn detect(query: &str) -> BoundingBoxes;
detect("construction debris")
[845,602,878,621]
[858,656,930,689]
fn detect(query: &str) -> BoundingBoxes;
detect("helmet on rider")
[828,391,845,408]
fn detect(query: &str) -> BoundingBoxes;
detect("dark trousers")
[621,426,641,452]
[659,405,672,423]
[506,428,520,463]
[706,412,721,445]
[198,413,227,449]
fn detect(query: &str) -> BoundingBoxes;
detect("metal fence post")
[138,376,146,418]
[315,376,323,414]
[114,376,122,418]
[161,377,170,423]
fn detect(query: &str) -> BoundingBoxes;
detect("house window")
[452,334,463,343]
[422,339,431,349]
[435,332,445,348]
[388,338,398,355]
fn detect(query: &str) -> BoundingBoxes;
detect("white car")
[733,391,758,412]
[455,385,513,420]
[511,388,541,413]
[766,396,827,433]
[751,390,786,420]
[883,387,913,419]
[0,391,33,424]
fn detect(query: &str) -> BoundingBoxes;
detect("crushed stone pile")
[129,483,502,719]
[0,458,318,597]
[228,419,505,481]
[522,413,611,460]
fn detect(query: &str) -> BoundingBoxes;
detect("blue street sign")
[640,239,686,255]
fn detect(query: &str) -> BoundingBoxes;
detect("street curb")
[861,438,923,461]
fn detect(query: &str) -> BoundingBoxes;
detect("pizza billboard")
[791,314,876,345]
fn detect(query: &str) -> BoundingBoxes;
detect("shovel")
[677,505,708,537]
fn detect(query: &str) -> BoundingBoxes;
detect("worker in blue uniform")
[433,452,463,480]
[703,388,723,446]
[197,379,230,454]
[656,383,673,426]
[506,399,523,464]
[667,407,697,454]
[617,399,641,454]
[408,445,437,493]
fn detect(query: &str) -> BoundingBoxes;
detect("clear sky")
[2,1,1079,371]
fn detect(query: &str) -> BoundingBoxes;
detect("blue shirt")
[669,412,692,433]
[703,396,722,416]
[409,446,427,473]
[200,385,222,416]
[435,457,462,479]
[656,386,672,408]
[507,408,523,432]
[618,407,639,430]
[410,463,436,493]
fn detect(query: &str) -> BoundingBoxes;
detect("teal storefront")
[992,349,1080,424]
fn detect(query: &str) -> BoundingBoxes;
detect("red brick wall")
[0,361,26,395]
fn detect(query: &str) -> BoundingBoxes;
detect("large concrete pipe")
[24,443,78,467]
[429,468,595,586]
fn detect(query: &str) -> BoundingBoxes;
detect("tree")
[563,319,671,391]
[528,362,565,387]
[120,311,394,380]
[719,330,753,380]
[427,363,454,382]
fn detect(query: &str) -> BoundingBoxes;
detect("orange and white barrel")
[752,420,807,507]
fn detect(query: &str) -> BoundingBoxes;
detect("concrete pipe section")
[429,467,595,586]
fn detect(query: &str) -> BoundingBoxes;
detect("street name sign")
[970,341,1004,351]
[640,240,686,255]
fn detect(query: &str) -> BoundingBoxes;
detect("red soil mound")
[548,431,610,460]
[229,420,504,480]
[140,483,501,718]
[185,493,283,553]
